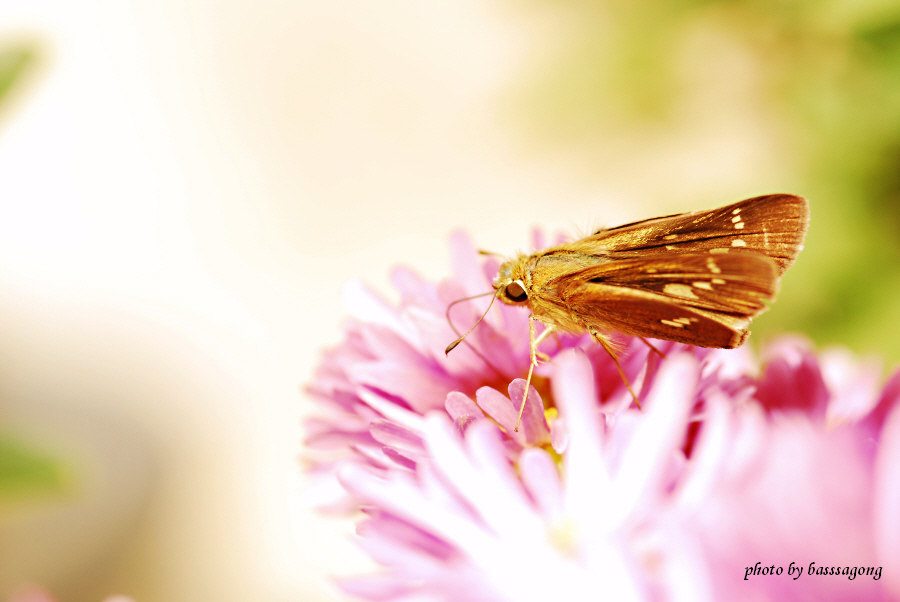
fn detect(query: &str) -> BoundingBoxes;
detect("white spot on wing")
[712,278,726,284]
[663,283,699,299]
[693,281,713,290]
[732,239,747,247]
[731,216,741,223]
[734,222,745,229]
[732,208,741,215]
[664,234,678,240]
[706,259,722,274]
[661,319,684,328]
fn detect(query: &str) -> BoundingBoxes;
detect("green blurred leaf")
[0,42,39,108]
[0,434,69,499]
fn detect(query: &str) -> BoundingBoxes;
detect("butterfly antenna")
[445,289,500,354]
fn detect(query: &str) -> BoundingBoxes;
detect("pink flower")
[305,232,900,601]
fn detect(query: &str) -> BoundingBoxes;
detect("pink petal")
[369,421,426,460]
[550,417,568,454]
[701,346,755,381]
[760,335,813,365]
[675,393,738,509]
[348,361,456,414]
[820,347,882,425]
[390,265,442,309]
[337,459,485,553]
[865,367,900,432]
[409,307,488,374]
[445,391,482,421]
[613,353,698,524]
[337,573,411,600]
[341,280,424,353]
[552,349,612,527]
[424,416,539,535]
[350,444,395,469]
[454,414,479,435]
[519,447,563,518]
[355,323,423,366]
[874,403,900,598]
[448,231,494,301]
[381,447,417,470]
[508,379,551,445]
[357,512,458,564]
[357,389,427,432]
[474,386,524,444]
[304,428,376,451]
[755,352,828,416]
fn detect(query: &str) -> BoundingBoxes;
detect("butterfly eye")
[505,281,528,303]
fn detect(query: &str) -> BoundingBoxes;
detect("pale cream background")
[0,1,783,600]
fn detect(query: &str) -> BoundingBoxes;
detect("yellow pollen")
[664,234,678,240]
[549,517,579,556]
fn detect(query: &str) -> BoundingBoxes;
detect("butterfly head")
[445,253,538,356]
[494,255,531,305]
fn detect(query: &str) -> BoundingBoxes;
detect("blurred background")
[1,0,899,600]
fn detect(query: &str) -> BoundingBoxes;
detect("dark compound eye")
[505,281,528,303]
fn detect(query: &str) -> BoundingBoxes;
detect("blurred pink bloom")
[305,232,900,601]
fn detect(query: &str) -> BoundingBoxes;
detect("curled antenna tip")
[444,288,499,359]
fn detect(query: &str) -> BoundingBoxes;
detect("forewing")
[563,286,752,348]
[556,252,780,348]
[578,194,809,276]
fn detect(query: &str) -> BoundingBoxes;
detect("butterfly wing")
[554,252,779,348]
[577,194,808,276]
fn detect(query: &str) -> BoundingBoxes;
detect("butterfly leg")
[514,315,552,432]
[532,322,555,363]
[592,329,642,410]
[638,336,666,358]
